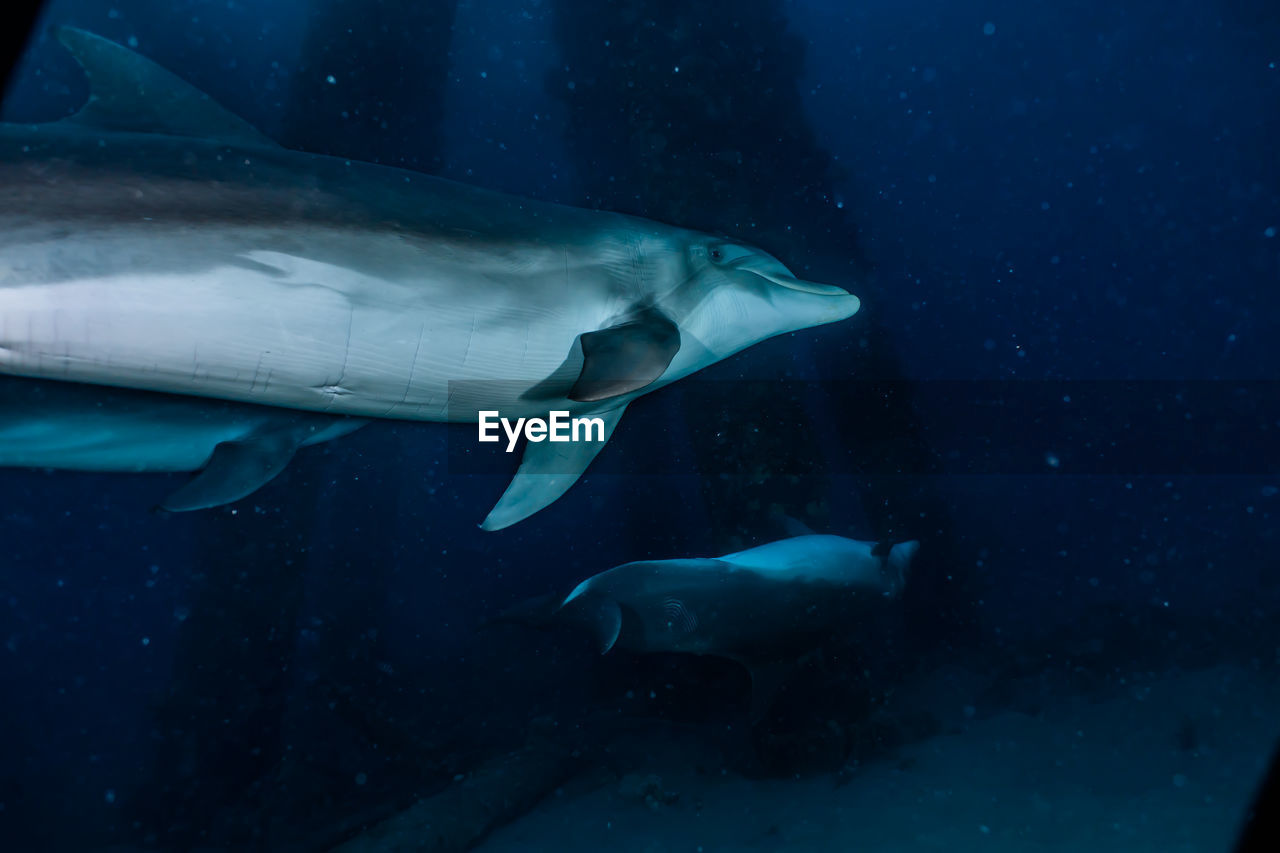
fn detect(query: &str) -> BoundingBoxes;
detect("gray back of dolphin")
[0,28,860,528]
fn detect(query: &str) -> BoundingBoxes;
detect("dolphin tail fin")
[884,540,920,597]
[479,403,629,531]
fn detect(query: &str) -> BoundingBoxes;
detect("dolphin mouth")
[766,275,852,296]
[734,262,853,296]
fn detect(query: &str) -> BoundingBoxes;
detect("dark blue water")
[1,1,1276,850]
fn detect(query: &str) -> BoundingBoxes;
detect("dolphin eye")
[709,247,725,262]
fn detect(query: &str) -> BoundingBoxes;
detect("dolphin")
[0,28,860,528]
[0,376,366,511]
[499,534,920,718]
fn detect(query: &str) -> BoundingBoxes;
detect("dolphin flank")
[0,28,861,527]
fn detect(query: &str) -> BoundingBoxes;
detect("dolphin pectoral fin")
[568,308,680,402]
[884,540,920,597]
[479,403,628,531]
[52,27,278,148]
[158,434,299,512]
[590,600,623,655]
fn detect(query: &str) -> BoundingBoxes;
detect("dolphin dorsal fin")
[54,27,278,148]
[767,507,819,538]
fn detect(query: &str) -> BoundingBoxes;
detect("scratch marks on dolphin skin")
[325,301,356,411]
[459,311,478,370]
[397,321,427,411]
[629,237,644,293]
[317,383,350,398]
[250,351,266,394]
[228,254,288,277]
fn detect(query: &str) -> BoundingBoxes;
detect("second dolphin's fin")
[157,432,300,512]
[587,599,623,655]
[568,307,680,402]
[882,540,920,597]
[767,506,820,538]
[480,403,628,530]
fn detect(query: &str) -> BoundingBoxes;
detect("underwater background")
[1,0,1278,850]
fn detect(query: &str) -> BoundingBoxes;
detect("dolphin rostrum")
[501,534,919,718]
[0,29,861,528]
[0,376,365,511]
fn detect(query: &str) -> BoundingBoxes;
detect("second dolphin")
[501,534,919,719]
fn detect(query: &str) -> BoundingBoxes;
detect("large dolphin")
[496,534,919,718]
[0,376,365,511]
[0,29,861,528]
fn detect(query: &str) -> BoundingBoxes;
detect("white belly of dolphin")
[0,240,594,420]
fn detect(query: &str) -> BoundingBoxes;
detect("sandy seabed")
[478,664,1279,852]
